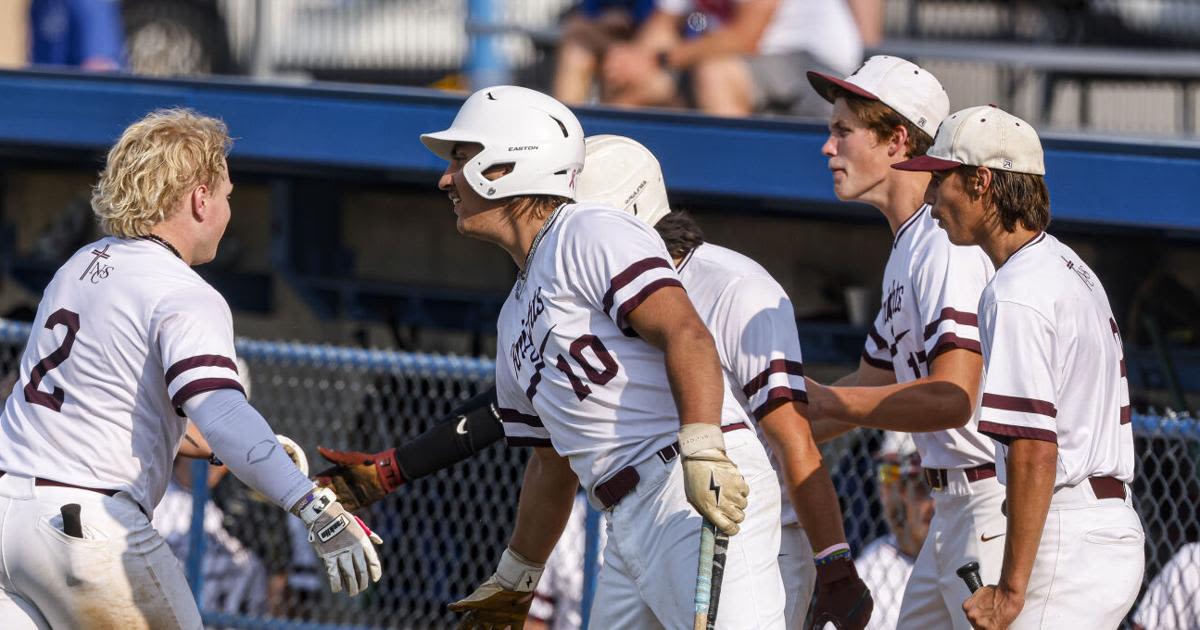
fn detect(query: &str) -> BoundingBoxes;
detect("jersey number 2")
[554,334,618,401]
[24,308,80,412]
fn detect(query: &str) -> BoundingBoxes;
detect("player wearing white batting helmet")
[0,109,382,629]
[802,55,1008,630]
[418,87,779,629]
[896,106,1144,629]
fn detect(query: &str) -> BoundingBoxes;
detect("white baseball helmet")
[421,86,585,200]
[577,135,671,227]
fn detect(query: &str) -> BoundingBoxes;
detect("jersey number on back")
[554,334,618,401]
[24,308,80,412]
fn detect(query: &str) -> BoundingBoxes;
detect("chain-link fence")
[0,320,1197,628]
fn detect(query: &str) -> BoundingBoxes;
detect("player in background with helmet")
[802,56,1006,630]
[417,86,783,629]
[0,109,381,630]
[895,106,1144,629]
[319,133,873,629]
[856,432,931,630]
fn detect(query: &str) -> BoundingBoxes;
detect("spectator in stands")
[30,0,125,72]
[856,431,933,630]
[553,0,656,104]
[601,0,862,117]
[527,492,609,630]
[1132,542,1200,630]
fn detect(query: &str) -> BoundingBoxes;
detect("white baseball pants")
[589,428,787,629]
[896,473,1007,630]
[778,523,815,629]
[1008,480,1144,629]
[0,472,203,629]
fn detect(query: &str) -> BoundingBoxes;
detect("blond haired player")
[0,109,381,629]
[802,56,1007,630]
[419,86,783,629]
[320,133,873,628]
[894,105,1144,629]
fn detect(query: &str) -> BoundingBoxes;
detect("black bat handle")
[957,561,983,593]
[61,503,83,538]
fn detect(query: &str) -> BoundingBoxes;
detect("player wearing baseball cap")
[320,134,873,628]
[803,56,1008,629]
[895,106,1144,629]
[0,109,382,628]
[417,87,785,629]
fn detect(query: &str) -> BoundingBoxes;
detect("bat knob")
[956,561,983,593]
[60,503,83,538]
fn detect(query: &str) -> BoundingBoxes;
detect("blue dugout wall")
[1,69,1199,233]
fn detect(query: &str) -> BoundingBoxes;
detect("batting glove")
[294,487,384,596]
[809,555,873,630]
[679,424,749,536]
[448,547,544,630]
[315,446,404,513]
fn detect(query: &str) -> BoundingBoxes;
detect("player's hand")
[294,487,384,596]
[315,446,404,512]
[963,584,1024,630]
[809,556,873,630]
[678,424,749,536]
[448,548,543,629]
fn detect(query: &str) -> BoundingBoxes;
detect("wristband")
[814,549,853,567]
[495,547,545,592]
[678,423,725,456]
[814,542,851,560]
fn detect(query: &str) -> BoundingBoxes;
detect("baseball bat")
[693,520,729,630]
[61,503,82,538]
[957,561,983,593]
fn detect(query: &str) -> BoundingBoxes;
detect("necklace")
[139,233,183,260]
[514,204,565,300]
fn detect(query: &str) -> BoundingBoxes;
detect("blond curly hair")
[91,108,232,238]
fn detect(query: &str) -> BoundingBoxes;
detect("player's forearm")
[663,324,725,427]
[392,387,504,481]
[807,378,974,432]
[998,438,1057,599]
[761,401,848,551]
[509,448,579,563]
[184,389,313,511]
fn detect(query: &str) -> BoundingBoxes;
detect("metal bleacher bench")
[869,38,1200,134]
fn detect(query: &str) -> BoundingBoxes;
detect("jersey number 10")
[554,334,619,401]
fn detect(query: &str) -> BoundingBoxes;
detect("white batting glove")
[294,487,383,596]
[679,424,749,536]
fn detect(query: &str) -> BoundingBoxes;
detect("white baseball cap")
[893,105,1045,175]
[808,55,950,139]
[577,135,671,227]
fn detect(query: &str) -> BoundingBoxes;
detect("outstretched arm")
[316,387,505,512]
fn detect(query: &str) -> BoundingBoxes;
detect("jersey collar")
[893,205,928,249]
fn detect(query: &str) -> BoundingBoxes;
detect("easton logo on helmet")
[508,146,539,152]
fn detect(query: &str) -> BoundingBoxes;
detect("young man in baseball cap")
[803,56,1008,629]
[894,106,1144,629]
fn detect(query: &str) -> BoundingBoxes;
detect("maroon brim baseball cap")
[806,70,880,104]
[892,155,963,172]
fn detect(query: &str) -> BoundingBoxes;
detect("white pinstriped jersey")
[678,243,807,526]
[0,238,246,516]
[495,204,752,502]
[861,206,997,469]
[977,232,1135,487]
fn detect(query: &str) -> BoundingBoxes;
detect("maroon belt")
[1088,475,1126,500]
[923,463,997,491]
[0,470,119,497]
[594,422,749,510]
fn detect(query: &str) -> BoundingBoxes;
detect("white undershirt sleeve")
[183,389,314,511]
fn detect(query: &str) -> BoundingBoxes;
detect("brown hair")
[653,211,705,259]
[957,165,1051,232]
[829,87,933,158]
[92,108,232,238]
[508,195,572,222]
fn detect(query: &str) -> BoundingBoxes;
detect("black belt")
[594,422,749,510]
